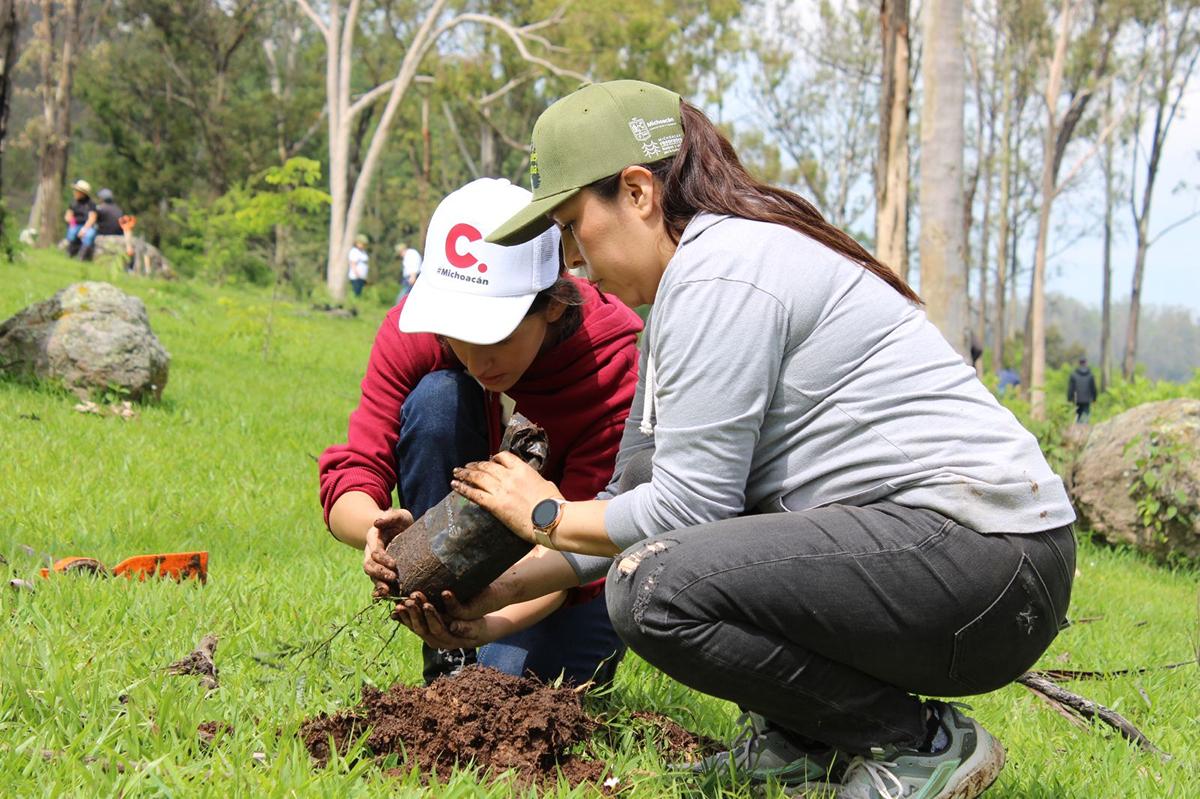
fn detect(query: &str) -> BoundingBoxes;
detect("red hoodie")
[319,277,642,597]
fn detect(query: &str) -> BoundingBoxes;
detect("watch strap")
[533,527,556,550]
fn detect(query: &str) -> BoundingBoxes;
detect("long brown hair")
[590,102,921,304]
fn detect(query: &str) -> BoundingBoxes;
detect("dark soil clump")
[629,711,724,760]
[300,665,599,785]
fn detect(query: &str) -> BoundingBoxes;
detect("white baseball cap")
[399,178,562,345]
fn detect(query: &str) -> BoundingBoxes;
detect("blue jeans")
[67,225,97,257]
[396,369,625,687]
[349,278,366,297]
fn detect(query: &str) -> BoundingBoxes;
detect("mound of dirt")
[628,711,722,759]
[300,665,602,785]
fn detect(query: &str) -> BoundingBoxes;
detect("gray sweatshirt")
[562,214,1075,583]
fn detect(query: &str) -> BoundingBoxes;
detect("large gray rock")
[92,235,176,279]
[1071,399,1200,561]
[0,282,170,401]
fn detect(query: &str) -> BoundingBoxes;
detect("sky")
[717,48,1200,318]
[1046,88,1200,316]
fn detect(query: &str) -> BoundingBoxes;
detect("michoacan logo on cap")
[445,223,488,273]
[529,149,540,190]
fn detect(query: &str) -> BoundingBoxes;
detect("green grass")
[2,252,1198,797]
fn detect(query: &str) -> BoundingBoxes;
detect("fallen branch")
[1016,672,1170,760]
[1030,659,1197,683]
[166,634,219,691]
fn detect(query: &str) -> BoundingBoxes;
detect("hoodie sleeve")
[603,278,789,550]
[318,307,445,528]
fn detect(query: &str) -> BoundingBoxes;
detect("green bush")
[1094,370,1200,421]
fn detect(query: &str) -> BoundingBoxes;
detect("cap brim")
[485,187,580,245]
[398,276,536,345]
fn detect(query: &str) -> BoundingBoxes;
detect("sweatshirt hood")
[512,277,642,396]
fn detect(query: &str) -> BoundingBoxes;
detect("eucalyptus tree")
[748,0,880,234]
[1026,0,1125,417]
[295,0,587,300]
[0,0,18,246]
[919,0,969,357]
[877,0,911,279]
[1121,0,1200,379]
[29,0,84,247]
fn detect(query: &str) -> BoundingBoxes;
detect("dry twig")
[1016,672,1171,760]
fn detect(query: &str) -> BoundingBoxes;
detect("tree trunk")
[419,89,431,248]
[1121,6,1199,379]
[918,0,968,358]
[1029,0,1072,418]
[991,56,1015,374]
[0,0,18,242]
[875,0,910,280]
[34,0,82,249]
[1100,87,1113,391]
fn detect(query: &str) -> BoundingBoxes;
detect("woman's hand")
[451,452,563,543]
[363,508,414,598]
[394,591,498,649]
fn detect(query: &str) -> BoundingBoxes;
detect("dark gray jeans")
[605,474,1074,753]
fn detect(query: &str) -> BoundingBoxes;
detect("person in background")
[997,367,1021,396]
[348,233,370,297]
[1067,357,1098,423]
[395,241,423,302]
[64,179,98,261]
[94,188,124,237]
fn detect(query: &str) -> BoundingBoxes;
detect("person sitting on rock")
[94,188,124,236]
[64,179,98,261]
[319,177,642,688]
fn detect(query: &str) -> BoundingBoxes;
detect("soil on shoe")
[299,665,600,786]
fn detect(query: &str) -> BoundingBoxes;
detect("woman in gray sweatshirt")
[408,80,1075,799]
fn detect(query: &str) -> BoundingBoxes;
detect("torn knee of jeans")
[631,562,666,629]
[616,539,676,578]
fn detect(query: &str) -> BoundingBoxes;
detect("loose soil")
[299,665,721,788]
[300,665,601,785]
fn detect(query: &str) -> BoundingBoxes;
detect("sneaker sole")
[935,723,1006,799]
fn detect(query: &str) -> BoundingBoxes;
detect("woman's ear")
[620,166,659,221]
[543,299,567,324]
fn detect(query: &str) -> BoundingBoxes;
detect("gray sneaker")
[688,712,843,788]
[835,702,1005,799]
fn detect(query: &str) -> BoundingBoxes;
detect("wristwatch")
[530,498,567,550]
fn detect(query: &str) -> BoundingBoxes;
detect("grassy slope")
[1,253,1196,798]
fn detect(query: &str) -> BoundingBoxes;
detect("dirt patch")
[300,665,602,785]
[166,634,219,690]
[628,711,723,761]
[299,665,729,788]
[196,720,234,747]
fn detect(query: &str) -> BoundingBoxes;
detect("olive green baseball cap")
[487,80,683,245]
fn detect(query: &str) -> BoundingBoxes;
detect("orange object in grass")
[39,551,207,583]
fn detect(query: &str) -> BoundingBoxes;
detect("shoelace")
[844,755,905,799]
[727,712,761,758]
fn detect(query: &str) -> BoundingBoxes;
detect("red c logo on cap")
[445,223,488,273]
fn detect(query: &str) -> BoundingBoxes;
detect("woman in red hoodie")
[319,178,641,685]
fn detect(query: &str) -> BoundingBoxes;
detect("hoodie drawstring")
[638,350,656,436]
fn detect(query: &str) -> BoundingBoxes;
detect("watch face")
[532,499,559,529]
